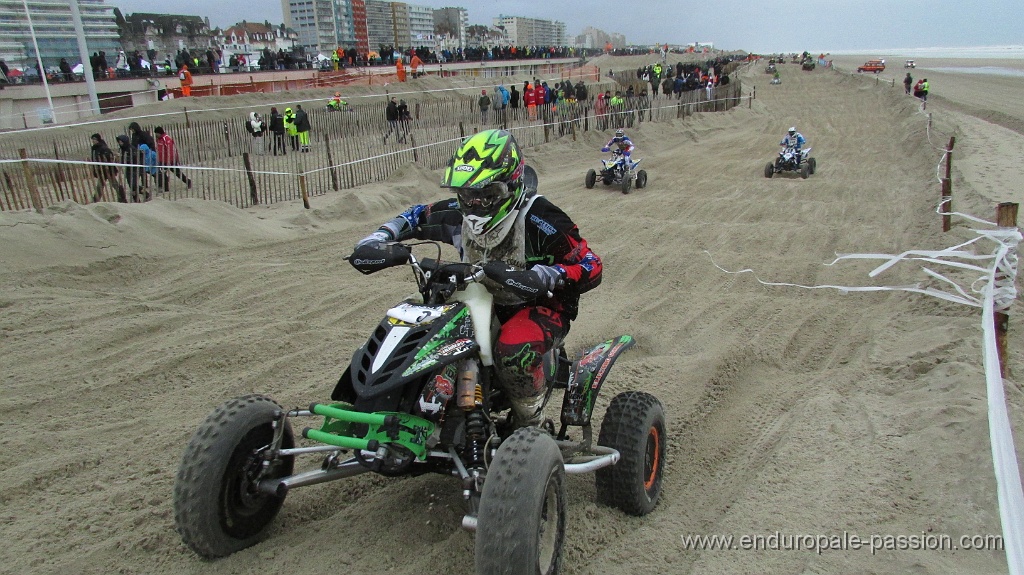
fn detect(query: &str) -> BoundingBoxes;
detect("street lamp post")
[69,0,100,115]
[22,0,54,122]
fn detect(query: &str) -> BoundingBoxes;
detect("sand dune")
[0,56,1021,575]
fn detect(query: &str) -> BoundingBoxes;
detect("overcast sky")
[110,0,1019,54]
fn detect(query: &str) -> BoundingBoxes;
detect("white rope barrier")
[706,221,1021,573]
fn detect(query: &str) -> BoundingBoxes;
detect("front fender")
[560,335,636,426]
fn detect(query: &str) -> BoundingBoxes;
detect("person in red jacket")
[524,80,537,120]
[153,126,192,191]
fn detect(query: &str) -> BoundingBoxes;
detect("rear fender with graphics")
[560,335,636,426]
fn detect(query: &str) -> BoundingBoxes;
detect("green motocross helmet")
[443,129,526,235]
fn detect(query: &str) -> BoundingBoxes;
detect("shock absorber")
[458,359,487,468]
[465,407,487,468]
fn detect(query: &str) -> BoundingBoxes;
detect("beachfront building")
[218,22,298,65]
[433,7,468,50]
[574,27,624,50]
[364,0,392,50]
[0,0,120,70]
[407,4,435,46]
[116,12,217,63]
[350,0,368,57]
[282,0,344,52]
[492,15,566,47]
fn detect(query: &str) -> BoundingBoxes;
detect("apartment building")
[0,0,120,69]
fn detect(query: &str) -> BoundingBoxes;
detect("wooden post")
[410,133,418,162]
[224,121,231,157]
[324,134,339,191]
[242,152,259,205]
[184,106,190,128]
[544,122,550,143]
[458,121,465,139]
[994,202,1018,378]
[941,136,955,232]
[571,121,576,142]
[18,149,43,213]
[297,158,309,209]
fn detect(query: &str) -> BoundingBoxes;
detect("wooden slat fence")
[0,77,743,212]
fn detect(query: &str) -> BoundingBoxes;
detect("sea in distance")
[820,45,1024,78]
[823,45,1024,59]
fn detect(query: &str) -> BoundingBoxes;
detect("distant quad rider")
[780,126,806,165]
[602,129,635,169]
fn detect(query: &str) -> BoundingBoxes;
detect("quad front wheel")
[635,169,648,189]
[764,163,774,178]
[585,169,596,189]
[800,164,810,179]
[621,174,632,194]
[596,391,666,516]
[476,427,566,575]
[809,157,817,174]
[173,394,295,558]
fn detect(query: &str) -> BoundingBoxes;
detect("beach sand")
[1,54,1022,575]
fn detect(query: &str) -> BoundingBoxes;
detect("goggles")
[456,181,511,211]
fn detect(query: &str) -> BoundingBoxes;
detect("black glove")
[483,261,547,300]
[348,242,409,275]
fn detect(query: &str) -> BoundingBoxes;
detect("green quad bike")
[173,211,666,574]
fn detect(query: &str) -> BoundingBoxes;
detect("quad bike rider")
[585,129,648,193]
[326,91,349,111]
[355,128,602,428]
[172,129,666,574]
[603,129,635,171]
[765,126,815,179]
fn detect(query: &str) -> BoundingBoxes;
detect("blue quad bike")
[585,152,648,194]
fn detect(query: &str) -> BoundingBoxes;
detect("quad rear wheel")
[636,169,648,189]
[585,169,596,189]
[809,157,817,174]
[173,394,295,558]
[764,163,774,178]
[476,427,566,575]
[596,391,666,516]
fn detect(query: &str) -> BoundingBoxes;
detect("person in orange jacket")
[410,53,423,78]
[396,58,406,82]
[178,64,193,97]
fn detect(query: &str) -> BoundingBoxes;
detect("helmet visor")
[456,181,512,217]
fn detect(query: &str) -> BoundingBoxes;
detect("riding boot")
[509,394,545,427]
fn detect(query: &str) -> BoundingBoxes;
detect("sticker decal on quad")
[402,338,475,376]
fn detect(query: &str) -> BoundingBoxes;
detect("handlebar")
[349,242,549,302]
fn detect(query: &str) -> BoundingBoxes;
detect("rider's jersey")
[780,133,805,149]
[606,135,635,154]
[383,194,602,320]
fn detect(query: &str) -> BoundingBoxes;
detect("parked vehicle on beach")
[857,60,886,73]
[905,60,916,68]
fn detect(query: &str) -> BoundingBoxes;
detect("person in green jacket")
[284,107,298,151]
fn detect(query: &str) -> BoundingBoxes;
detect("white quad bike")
[765,146,816,179]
